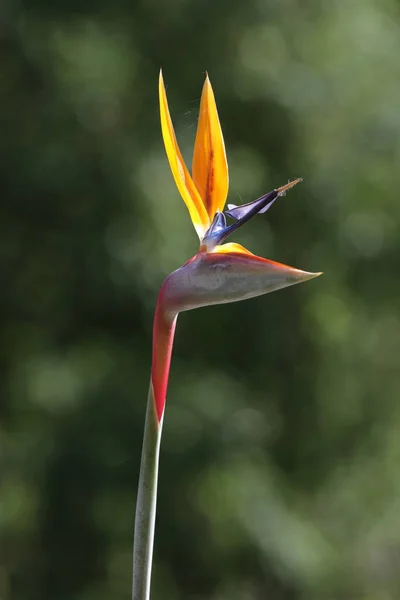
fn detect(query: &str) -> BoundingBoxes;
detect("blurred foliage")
[1,0,400,598]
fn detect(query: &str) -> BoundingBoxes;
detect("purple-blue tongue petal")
[225,190,278,220]
[203,181,301,248]
[206,211,227,236]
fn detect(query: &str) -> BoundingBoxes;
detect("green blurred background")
[1,0,400,598]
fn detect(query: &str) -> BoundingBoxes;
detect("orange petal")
[159,71,209,239]
[192,74,229,220]
[212,242,255,255]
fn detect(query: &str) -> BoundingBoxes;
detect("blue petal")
[207,211,227,235]
[225,190,278,220]
[202,189,282,249]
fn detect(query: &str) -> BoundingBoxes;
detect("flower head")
[152,72,321,421]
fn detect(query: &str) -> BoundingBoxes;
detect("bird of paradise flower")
[132,72,321,600]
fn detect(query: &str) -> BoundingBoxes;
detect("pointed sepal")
[192,74,229,220]
[159,71,209,239]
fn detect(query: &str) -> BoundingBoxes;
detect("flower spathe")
[153,71,322,421]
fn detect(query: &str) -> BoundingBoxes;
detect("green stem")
[132,384,162,600]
